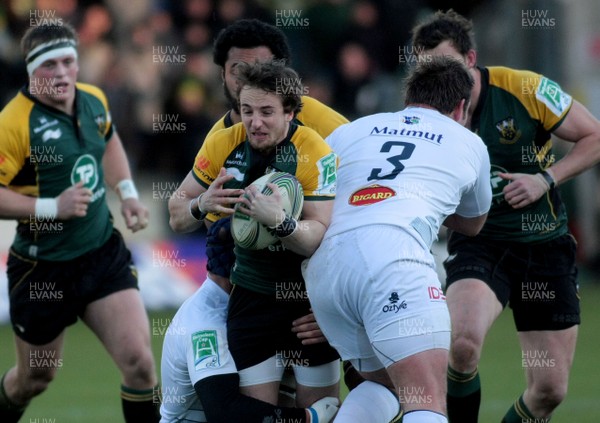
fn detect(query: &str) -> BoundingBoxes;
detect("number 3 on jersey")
[368,141,415,181]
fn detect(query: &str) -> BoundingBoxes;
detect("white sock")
[403,410,447,423]
[334,381,400,423]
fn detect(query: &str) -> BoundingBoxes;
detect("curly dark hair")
[411,9,476,56]
[235,61,303,116]
[213,19,291,68]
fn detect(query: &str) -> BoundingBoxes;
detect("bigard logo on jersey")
[349,184,396,206]
[71,154,99,190]
[495,116,521,144]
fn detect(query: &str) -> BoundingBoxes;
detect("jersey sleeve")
[294,127,338,200]
[496,68,573,132]
[455,137,492,218]
[0,96,32,187]
[297,96,349,138]
[186,327,237,386]
[192,126,240,188]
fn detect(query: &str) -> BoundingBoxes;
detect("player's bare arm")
[103,132,149,232]
[0,182,92,220]
[238,183,332,257]
[499,100,600,209]
[169,167,244,233]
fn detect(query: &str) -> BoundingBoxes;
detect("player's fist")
[307,396,339,423]
[56,181,93,219]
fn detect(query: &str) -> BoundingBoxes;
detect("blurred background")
[1,0,600,421]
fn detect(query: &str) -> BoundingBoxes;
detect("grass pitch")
[1,275,599,422]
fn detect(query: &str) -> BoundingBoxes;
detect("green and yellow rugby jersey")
[193,122,337,295]
[0,83,114,260]
[206,95,349,138]
[473,66,572,242]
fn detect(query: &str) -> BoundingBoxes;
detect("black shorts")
[227,284,339,371]
[7,229,139,345]
[444,232,580,331]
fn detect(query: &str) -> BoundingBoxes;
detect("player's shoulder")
[76,82,109,108]
[0,91,33,128]
[487,66,545,96]
[205,122,246,150]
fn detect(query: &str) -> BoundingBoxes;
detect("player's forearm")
[0,187,36,219]
[102,133,134,190]
[547,134,600,186]
[168,192,205,233]
[280,219,327,257]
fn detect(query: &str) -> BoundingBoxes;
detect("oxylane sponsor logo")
[349,184,395,206]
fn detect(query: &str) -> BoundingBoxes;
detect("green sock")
[121,384,161,423]
[447,366,480,423]
[0,372,29,423]
[502,394,551,422]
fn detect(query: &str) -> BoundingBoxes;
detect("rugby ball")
[231,172,304,250]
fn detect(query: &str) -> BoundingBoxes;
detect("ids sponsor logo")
[349,184,395,206]
[522,350,556,368]
[382,292,407,314]
[153,114,186,133]
[275,9,309,28]
[30,9,63,26]
[275,350,309,368]
[428,286,446,302]
[398,45,432,64]
[521,9,556,29]
[29,281,63,302]
[152,45,186,64]
[29,350,63,369]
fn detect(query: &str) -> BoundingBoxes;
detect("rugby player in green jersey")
[412,9,600,423]
[0,23,159,422]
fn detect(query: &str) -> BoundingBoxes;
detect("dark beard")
[223,84,239,115]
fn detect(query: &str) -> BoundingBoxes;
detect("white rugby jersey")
[160,279,236,423]
[325,107,491,248]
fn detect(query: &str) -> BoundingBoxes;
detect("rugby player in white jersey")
[303,56,492,423]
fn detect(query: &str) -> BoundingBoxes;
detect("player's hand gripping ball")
[231,172,303,250]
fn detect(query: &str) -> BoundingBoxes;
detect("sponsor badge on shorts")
[192,330,221,371]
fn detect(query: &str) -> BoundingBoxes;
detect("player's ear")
[221,68,226,83]
[465,49,477,69]
[452,98,468,126]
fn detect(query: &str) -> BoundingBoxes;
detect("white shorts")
[238,356,340,388]
[304,225,450,372]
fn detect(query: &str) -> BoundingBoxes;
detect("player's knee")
[20,368,56,399]
[120,348,156,384]
[531,382,567,411]
[450,335,482,370]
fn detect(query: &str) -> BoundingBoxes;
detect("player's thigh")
[238,355,285,405]
[12,331,66,385]
[293,359,340,407]
[303,233,383,367]
[518,326,578,391]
